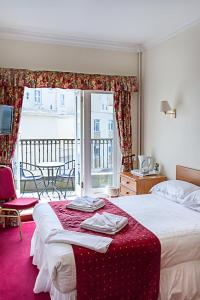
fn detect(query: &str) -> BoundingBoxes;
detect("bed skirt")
[31,228,76,300]
[31,226,200,300]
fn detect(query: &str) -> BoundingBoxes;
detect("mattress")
[31,194,200,299]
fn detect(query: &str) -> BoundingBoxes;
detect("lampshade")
[160,100,171,112]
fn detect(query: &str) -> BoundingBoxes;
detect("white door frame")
[82,90,119,195]
[15,89,119,197]
[82,91,92,195]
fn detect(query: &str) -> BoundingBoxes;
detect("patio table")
[37,161,65,199]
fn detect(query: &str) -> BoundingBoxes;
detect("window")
[90,92,118,190]
[108,120,113,131]
[100,95,109,112]
[94,119,100,132]
[34,90,41,104]
[26,92,30,100]
[60,94,65,106]
[101,103,108,111]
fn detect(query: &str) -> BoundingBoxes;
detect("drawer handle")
[126,181,130,184]
[126,191,129,194]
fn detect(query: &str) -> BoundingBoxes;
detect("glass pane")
[16,87,81,198]
[75,91,82,194]
[91,93,114,189]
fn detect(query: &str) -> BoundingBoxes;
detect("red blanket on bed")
[49,199,161,300]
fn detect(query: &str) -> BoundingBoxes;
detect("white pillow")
[182,190,200,212]
[151,180,200,203]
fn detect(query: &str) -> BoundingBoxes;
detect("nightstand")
[120,172,167,196]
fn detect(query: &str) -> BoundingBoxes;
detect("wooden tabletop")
[121,172,167,181]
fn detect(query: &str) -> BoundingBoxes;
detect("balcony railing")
[19,138,113,171]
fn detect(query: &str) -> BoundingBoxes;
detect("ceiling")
[1,0,200,52]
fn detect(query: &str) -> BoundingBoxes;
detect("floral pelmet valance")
[0,68,138,92]
[0,67,137,172]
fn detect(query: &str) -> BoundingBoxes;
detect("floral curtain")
[0,86,24,166]
[0,68,138,169]
[114,91,133,171]
[0,85,24,228]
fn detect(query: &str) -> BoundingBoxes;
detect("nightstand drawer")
[120,176,136,191]
[120,185,136,196]
[120,172,167,196]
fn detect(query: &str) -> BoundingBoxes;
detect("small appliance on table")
[138,155,154,172]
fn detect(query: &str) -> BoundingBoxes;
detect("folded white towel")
[45,229,112,253]
[80,212,128,235]
[66,196,105,212]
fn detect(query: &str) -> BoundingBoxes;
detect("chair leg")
[1,209,23,240]
[64,177,71,198]
[71,177,74,190]
[22,180,26,195]
[33,179,41,199]
[17,211,22,240]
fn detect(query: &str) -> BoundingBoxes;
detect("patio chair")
[20,162,46,199]
[0,165,39,239]
[55,160,75,197]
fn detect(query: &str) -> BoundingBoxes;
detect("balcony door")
[81,91,119,195]
[15,88,119,197]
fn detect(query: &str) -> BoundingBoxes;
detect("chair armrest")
[21,167,39,179]
[21,162,44,177]
[69,168,75,176]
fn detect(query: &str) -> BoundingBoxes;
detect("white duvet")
[31,194,200,300]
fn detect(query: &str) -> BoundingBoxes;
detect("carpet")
[0,221,50,300]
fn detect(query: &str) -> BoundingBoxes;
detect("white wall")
[0,38,138,75]
[20,114,75,139]
[142,24,200,178]
[0,38,138,155]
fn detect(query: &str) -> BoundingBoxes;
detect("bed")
[31,165,200,300]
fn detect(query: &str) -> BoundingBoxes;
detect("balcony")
[18,138,113,195]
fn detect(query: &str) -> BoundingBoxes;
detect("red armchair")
[0,166,39,239]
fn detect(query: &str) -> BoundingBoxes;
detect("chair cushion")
[58,169,75,178]
[20,175,43,181]
[0,166,16,201]
[2,198,39,210]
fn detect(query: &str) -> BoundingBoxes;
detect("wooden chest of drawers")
[120,172,167,196]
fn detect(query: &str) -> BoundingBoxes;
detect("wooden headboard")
[176,165,200,186]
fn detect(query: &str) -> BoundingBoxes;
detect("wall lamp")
[160,100,176,118]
